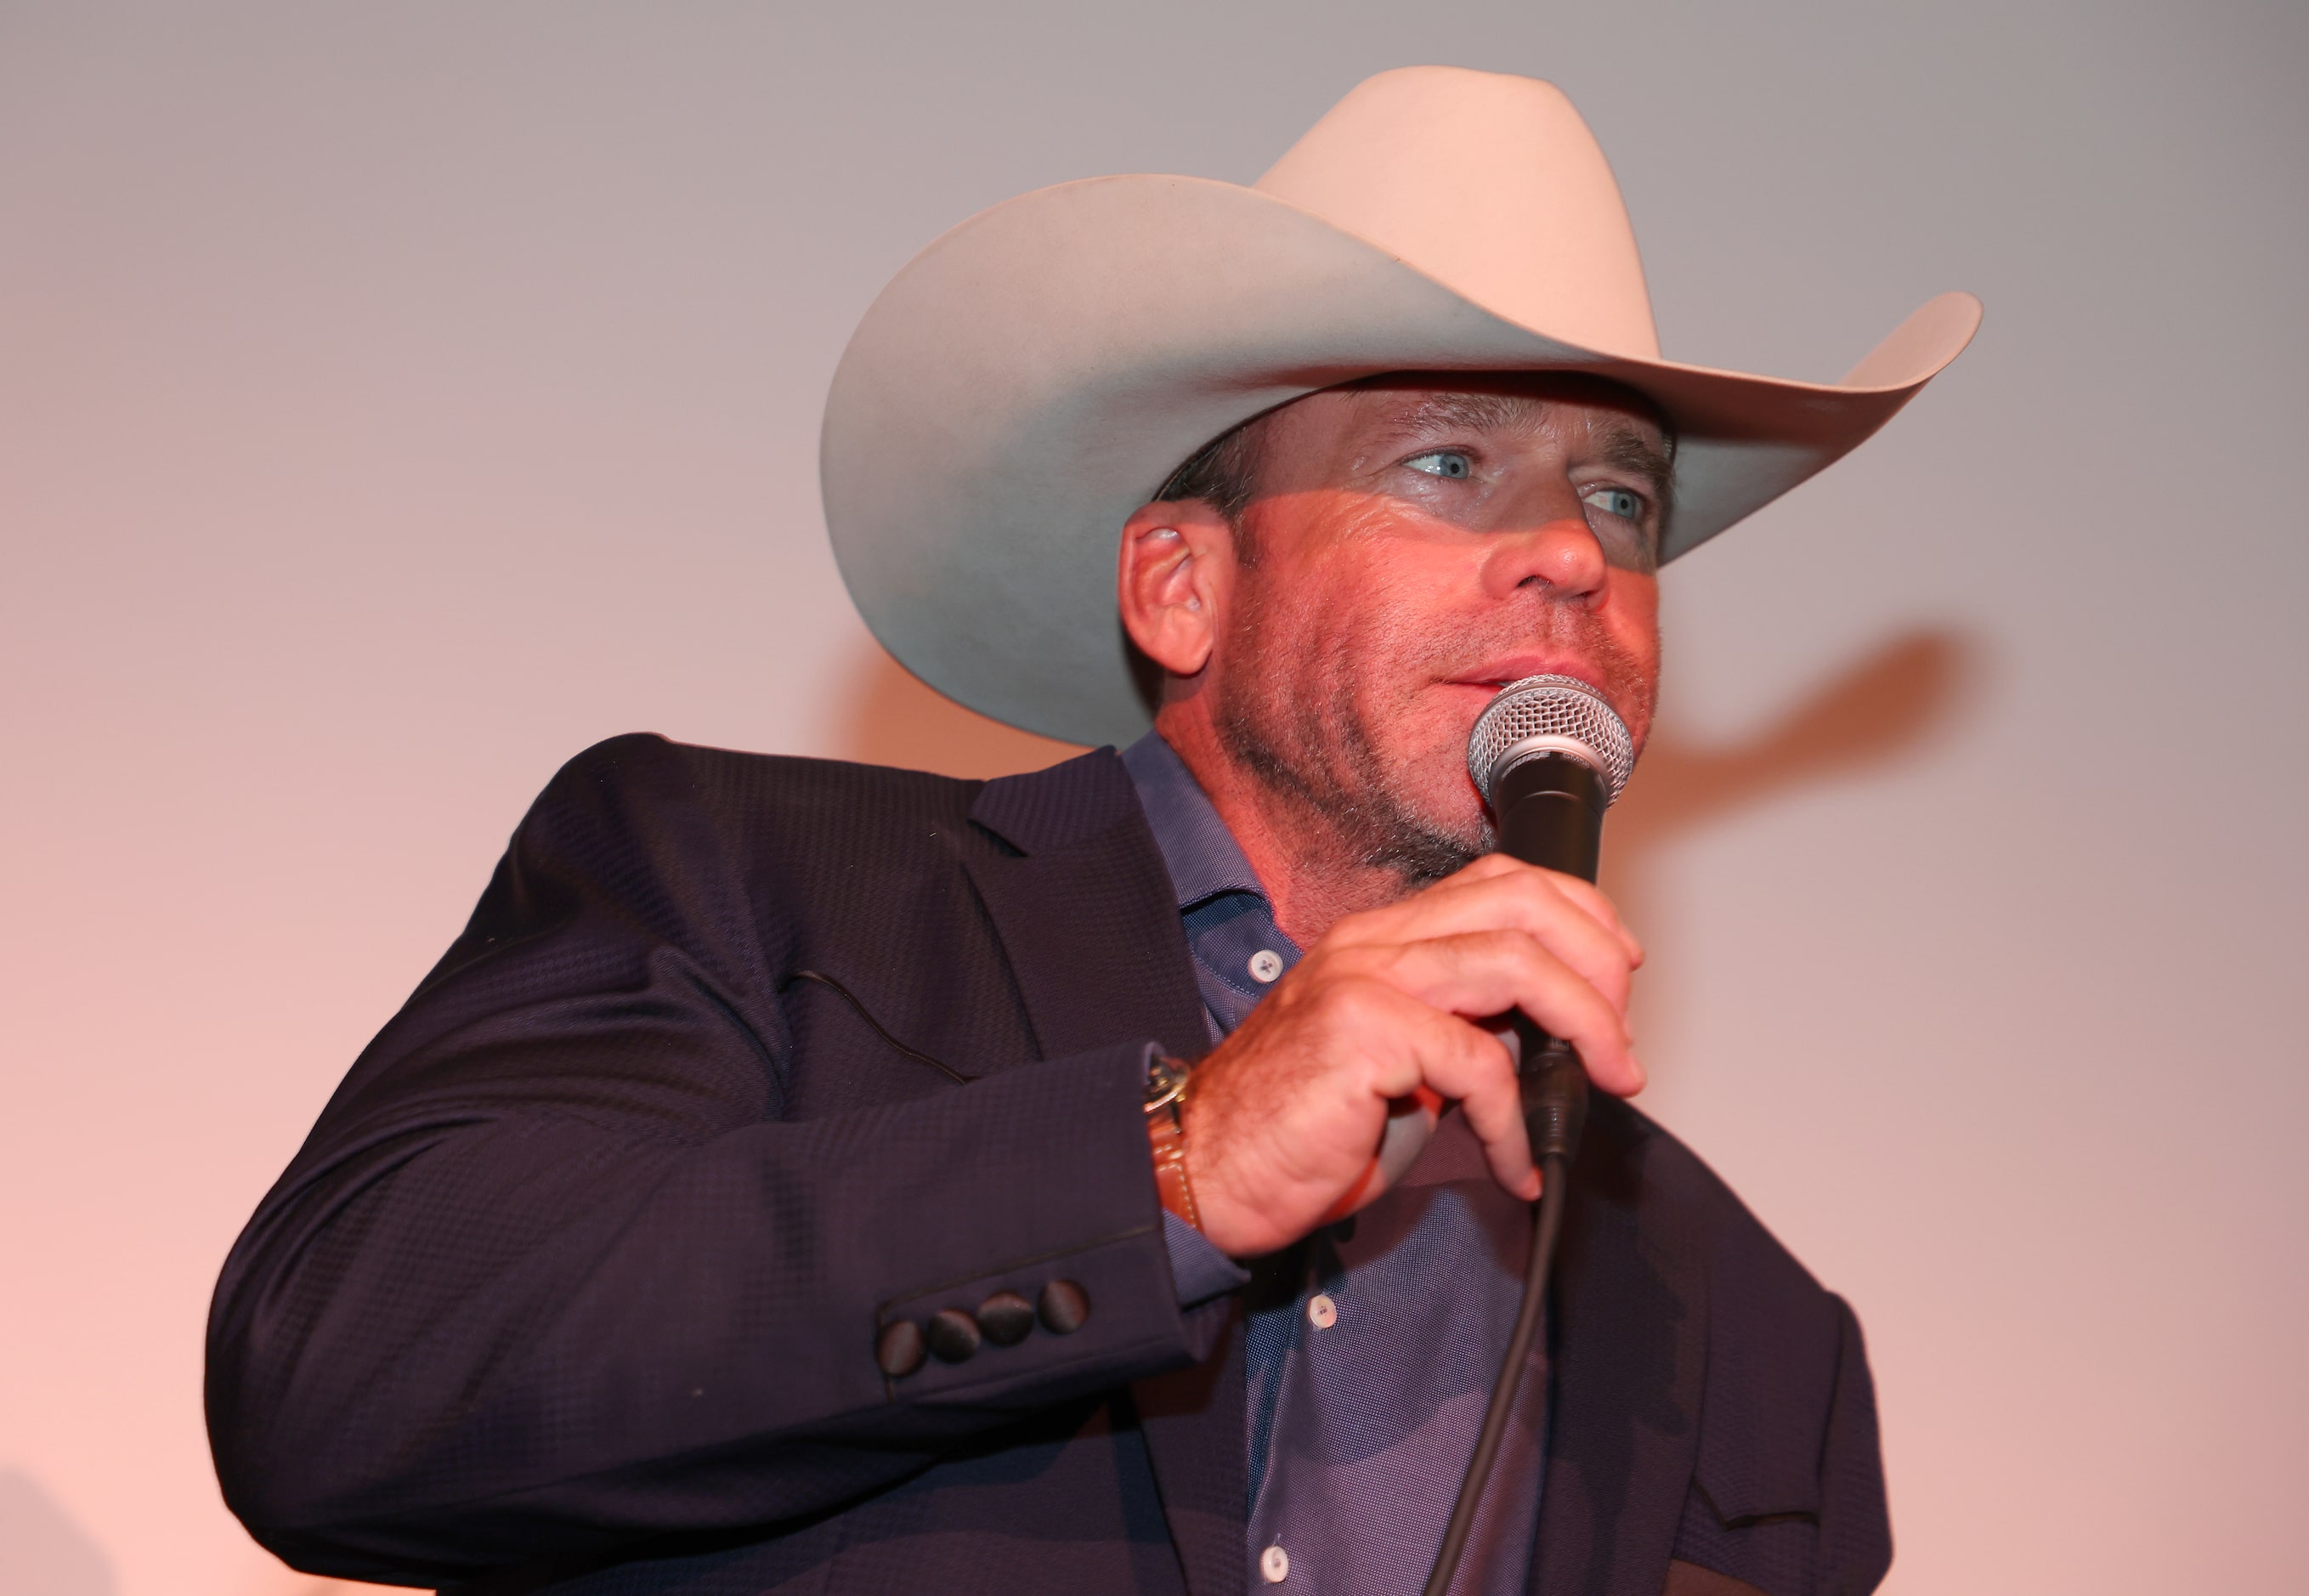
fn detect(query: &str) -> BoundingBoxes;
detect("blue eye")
[1406,450,1473,479]
[1582,485,1644,520]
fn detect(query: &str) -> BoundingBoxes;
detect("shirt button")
[1260,1543,1290,1583]
[1248,949,1283,983]
[1307,1293,1338,1330]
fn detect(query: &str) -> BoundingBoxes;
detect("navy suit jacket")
[207,735,1893,1596]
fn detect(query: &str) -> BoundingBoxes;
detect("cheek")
[1309,547,1457,686]
[1243,507,1426,659]
[1604,571,1661,664]
[1598,570,1663,744]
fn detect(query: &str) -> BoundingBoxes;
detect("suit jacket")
[207,734,1893,1596]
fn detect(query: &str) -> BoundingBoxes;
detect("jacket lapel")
[965,750,1247,1596]
[1529,1097,1708,1596]
[963,750,1209,1061]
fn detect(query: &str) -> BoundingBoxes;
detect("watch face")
[1144,1054,1189,1110]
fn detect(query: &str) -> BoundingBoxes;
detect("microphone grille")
[1465,674,1635,807]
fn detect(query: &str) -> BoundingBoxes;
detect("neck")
[1152,706,1419,949]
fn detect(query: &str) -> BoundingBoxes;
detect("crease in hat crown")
[1254,68,1661,362]
[820,65,1980,749]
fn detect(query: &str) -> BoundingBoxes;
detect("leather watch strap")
[1146,1100,1201,1231]
[1143,1055,1201,1231]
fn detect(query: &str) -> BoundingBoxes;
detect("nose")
[1480,507,1610,608]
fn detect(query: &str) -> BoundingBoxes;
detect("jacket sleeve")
[1815,1296,1894,1596]
[204,739,1197,1586]
[1666,1286,1893,1596]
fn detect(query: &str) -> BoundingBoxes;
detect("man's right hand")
[1178,852,1646,1258]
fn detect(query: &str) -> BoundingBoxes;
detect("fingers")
[1327,859,1644,1009]
[1341,931,1644,1097]
[1440,860,1644,971]
[1335,982,1538,1203]
[1185,854,1647,1254]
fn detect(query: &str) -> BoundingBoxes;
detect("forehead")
[1257,371,1672,490]
[1341,372,1668,444]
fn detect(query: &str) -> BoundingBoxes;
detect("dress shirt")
[1122,732,1548,1595]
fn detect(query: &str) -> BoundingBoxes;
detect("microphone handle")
[1491,751,1609,1159]
[1492,750,1608,882]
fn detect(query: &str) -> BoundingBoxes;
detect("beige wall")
[3,3,2302,1593]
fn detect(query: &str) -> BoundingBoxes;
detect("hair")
[1151,416,1268,549]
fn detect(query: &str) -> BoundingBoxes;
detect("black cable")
[779,970,970,1084]
[1423,1036,1587,1596]
[1422,1152,1568,1595]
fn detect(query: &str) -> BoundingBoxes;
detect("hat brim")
[822,174,1980,748]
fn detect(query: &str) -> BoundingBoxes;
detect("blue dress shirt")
[1121,733,1548,1595]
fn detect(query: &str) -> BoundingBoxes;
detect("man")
[208,67,1976,1596]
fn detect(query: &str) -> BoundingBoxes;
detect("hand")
[1179,854,1644,1257]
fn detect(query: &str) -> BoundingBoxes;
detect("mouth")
[1443,656,1611,702]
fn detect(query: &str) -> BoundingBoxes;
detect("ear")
[1117,499,1233,683]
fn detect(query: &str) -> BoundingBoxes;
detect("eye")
[1405,450,1473,479]
[1581,484,1645,521]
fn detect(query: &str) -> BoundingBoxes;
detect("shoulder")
[527,732,1149,867]
[1589,1097,1833,1316]
[536,732,983,832]
[546,732,1137,827]
[1588,1095,1854,1391]
[1588,1099,1887,1565]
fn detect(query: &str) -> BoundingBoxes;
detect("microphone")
[1465,671,1633,884]
[1464,674,1633,1160]
[1427,674,1633,1596]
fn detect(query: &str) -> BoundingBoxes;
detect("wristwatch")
[1143,1054,1201,1232]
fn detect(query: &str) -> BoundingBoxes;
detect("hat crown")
[1254,66,1660,361]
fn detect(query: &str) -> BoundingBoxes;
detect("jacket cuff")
[1162,1211,1251,1307]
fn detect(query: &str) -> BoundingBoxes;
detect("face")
[1193,376,1667,882]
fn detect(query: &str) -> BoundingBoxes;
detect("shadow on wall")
[1609,630,1977,857]
[0,1469,116,1596]
[1599,627,1979,1067]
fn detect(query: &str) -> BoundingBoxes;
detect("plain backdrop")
[3,3,2303,1593]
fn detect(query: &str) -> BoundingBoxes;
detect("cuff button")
[1038,1279,1090,1335]
[925,1306,982,1363]
[977,1290,1035,1346]
[875,1320,926,1378]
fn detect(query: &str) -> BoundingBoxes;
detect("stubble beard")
[1217,678,1483,892]
[1211,575,1655,898]
[1211,582,1487,897]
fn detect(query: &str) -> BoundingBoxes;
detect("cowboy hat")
[821,65,1980,748]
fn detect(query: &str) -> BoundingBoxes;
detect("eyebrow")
[1595,424,1675,503]
[1382,391,1536,439]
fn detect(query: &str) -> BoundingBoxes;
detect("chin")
[1396,764,1491,846]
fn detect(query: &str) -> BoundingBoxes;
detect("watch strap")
[1144,1056,1202,1231]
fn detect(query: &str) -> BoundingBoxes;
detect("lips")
[1446,656,1611,700]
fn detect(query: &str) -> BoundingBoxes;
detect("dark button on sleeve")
[875,1320,926,1378]
[1038,1279,1090,1335]
[977,1290,1035,1347]
[925,1306,983,1363]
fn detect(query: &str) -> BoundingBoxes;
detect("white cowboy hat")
[821,65,1980,748]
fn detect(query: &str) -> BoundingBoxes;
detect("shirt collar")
[1119,730,1270,912]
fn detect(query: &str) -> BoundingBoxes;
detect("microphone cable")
[1420,1025,1590,1595]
